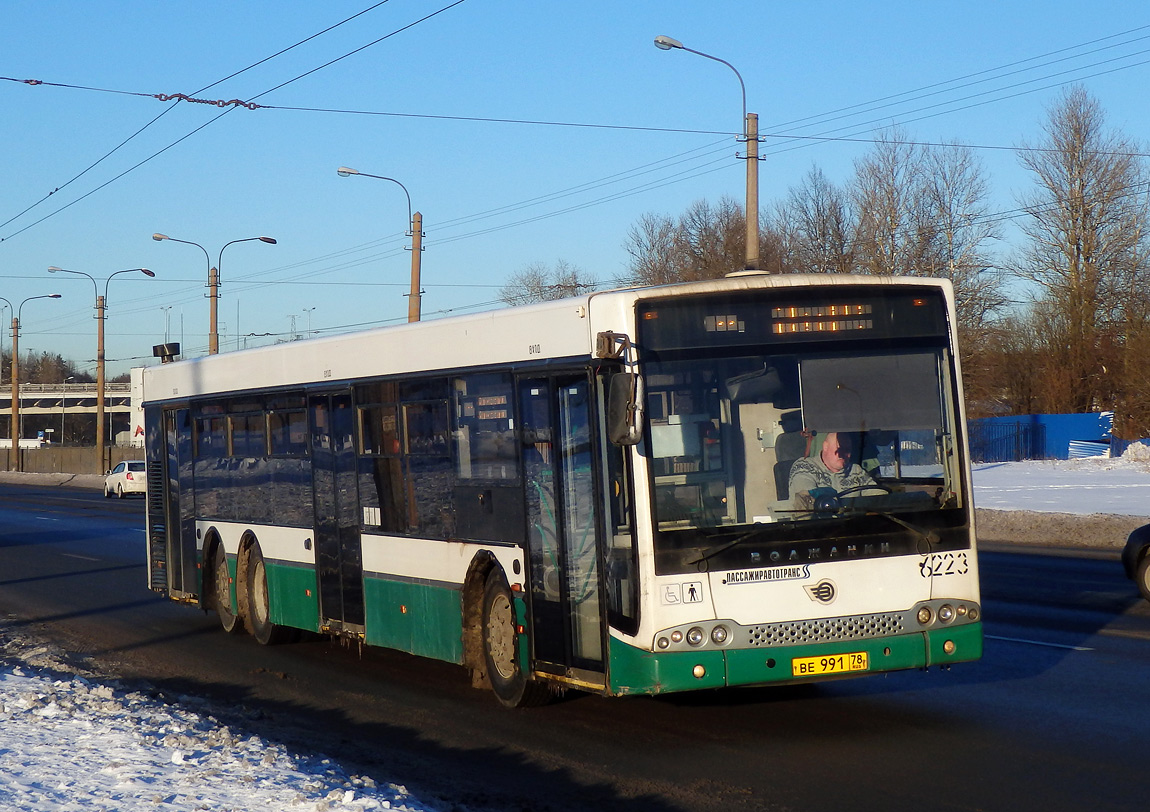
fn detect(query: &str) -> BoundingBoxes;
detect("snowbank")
[971,445,1150,548]
[972,447,1150,517]
[0,629,434,812]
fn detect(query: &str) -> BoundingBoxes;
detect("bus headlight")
[938,604,955,623]
[916,606,933,625]
[710,625,730,645]
[686,627,705,646]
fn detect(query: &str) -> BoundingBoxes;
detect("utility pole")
[409,211,423,322]
[744,112,760,271]
[208,266,220,355]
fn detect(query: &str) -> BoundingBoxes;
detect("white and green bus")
[143,273,981,707]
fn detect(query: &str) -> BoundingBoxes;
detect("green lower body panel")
[607,622,983,696]
[363,577,464,664]
[265,561,321,633]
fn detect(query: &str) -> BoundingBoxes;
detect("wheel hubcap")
[216,555,231,615]
[253,561,269,624]
[487,593,516,679]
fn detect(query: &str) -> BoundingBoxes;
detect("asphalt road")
[1,482,1147,812]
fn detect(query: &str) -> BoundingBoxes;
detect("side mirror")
[607,372,644,446]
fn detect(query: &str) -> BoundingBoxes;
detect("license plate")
[791,651,868,677]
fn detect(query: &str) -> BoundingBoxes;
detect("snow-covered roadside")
[972,443,1150,517]
[0,629,435,812]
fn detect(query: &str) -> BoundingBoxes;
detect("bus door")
[154,407,197,598]
[518,375,605,681]
[309,392,365,634]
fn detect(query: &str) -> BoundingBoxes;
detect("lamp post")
[152,233,276,354]
[337,167,423,322]
[61,376,74,445]
[0,300,8,378]
[9,294,62,471]
[654,35,761,271]
[48,267,154,471]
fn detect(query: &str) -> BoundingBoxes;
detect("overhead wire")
[10,19,1150,346]
[0,0,412,242]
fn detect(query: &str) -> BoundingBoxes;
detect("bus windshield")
[643,347,960,532]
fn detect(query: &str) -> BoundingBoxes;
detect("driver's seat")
[773,413,808,500]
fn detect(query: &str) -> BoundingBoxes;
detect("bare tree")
[919,143,1005,334]
[778,166,856,274]
[622,195,788,285]
[1011,85,1150,415]
[851,127,930,277]
[623,213,680,286]
[499,259,598,306]
[979,309,1046,416]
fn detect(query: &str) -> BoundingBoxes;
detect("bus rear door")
[309,392,365,636]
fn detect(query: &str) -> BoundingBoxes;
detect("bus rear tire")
[247,544,296,646]
[213,544,244,634]
[482,570,550,708]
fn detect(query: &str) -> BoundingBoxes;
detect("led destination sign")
[637,287,948,352]
[770,303,874,334]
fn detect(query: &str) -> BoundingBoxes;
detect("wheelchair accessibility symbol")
[662,581,705,605]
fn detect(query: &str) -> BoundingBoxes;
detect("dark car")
[1122,523,1150,601]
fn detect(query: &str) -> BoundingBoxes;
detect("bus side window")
[269,409,308,456]
[403,401,455,538]
[195,415,225,458]
[357,402,405,533]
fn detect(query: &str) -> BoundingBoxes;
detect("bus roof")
[141,273,954,404]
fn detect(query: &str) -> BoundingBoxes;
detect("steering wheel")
[835,483,893,499]
[812,483,893,515]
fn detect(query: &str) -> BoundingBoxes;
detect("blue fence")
[967,420,1047,463]
[967,412,1149,461]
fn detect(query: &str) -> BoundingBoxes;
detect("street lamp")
[48,266,154,471]
[337,166,424,322]
[9,294,62,471]
[0,299,9,380]
[654,34,761,271]
[61,376,74,445]
[152,233,277,354]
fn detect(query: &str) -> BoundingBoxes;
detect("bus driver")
[789,431,880,512]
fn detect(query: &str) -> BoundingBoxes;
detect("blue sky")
[2,1,1149,376]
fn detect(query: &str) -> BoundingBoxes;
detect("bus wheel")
[1137,555,1150,602]
[213,544,244,634]
[481,571,550,708]
[246,544,295,645]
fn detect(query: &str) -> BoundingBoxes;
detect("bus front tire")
[1137,555,1150,602]
[246,544,295,646]
[481,571,550,708]
[213,545,244,634]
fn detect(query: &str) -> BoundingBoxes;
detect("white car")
[104,460,146,498]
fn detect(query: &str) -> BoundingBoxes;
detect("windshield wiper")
[838,506,939,552]
[687,527,776,566]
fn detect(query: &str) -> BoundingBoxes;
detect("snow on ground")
[1,446,1149,810]
[0,636,434,812]
[972,442,1150,517]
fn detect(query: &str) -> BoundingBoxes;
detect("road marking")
[985,634,1093,652]
[1099,627,1150,641]
[59,552,102,562]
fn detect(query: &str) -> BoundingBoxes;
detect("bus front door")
[519,376,605,684]
[309,393,365,636]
